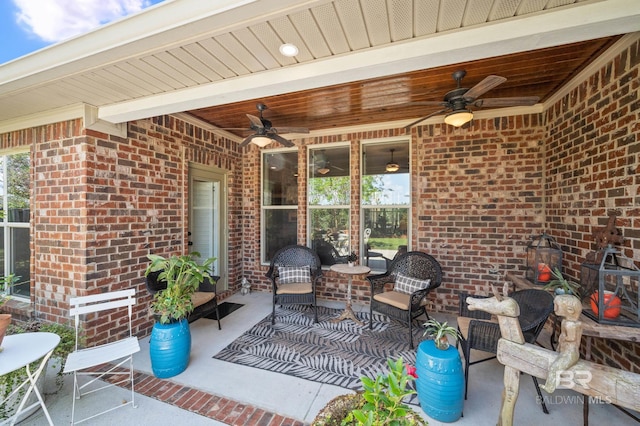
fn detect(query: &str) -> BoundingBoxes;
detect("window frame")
[0,148,31,300]
[360,137,411,270]
[307,142,351,265]
[260,147,299,265]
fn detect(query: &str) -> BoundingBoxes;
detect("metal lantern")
[581,246,640,327]
[525,233,563,285]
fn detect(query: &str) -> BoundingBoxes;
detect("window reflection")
[309,145,350,265]
[362,141,410,271]
[262,150,298,263]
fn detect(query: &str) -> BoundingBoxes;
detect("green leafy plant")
[145,252,216,324]
[423,319,461,350]
[1,321,77,420]
[348,252,358,263]
[0,274,20,307]
[543,267,581,297]
[344,357,427,426]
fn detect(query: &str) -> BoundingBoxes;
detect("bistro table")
[330,263,370,326]
[0,332,60,426]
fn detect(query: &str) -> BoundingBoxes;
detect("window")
[308,145,350,266]
[0,152,31,298]
[362,140,410,272]
[262,150,298,263]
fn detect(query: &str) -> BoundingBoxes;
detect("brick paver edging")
[107,369,307,426]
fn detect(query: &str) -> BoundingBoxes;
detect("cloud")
[13,0,154,43]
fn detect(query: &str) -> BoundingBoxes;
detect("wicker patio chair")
[313,239,348,266]
[368,251,442,348]
[266,244,323,324]
[458,288,554,413]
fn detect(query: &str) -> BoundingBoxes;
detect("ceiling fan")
[404,70,540,130]
[233,103,309,148]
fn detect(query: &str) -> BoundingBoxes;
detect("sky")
[0,0,164,65]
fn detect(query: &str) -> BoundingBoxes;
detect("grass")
[367,238,406,250]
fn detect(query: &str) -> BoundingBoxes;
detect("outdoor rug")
[213,305,427,404]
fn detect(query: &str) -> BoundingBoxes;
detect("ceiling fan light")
[444,110,473,127]
[385,148,400,173]
[279,43,299,57]
[251,136,272,147]
[385,162,400,172]
[317,167,330,175]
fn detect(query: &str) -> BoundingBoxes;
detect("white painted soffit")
[0,0,320,89]
[99,0,640,124]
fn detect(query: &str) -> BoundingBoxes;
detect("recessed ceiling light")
[279,43,299,57]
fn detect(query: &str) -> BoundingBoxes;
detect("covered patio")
[0,0,639,424]
[18,292,637,425]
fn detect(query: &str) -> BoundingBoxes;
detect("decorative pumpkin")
[537,263,552,282]
[590,291,622,319]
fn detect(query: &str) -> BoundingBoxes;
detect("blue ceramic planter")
[149,318,191,379]
[415,339,464,422]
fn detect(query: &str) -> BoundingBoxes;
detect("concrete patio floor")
[17,291,638,425]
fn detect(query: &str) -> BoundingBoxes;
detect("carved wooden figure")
[466,285,640,426]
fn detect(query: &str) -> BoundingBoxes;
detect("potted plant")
[415,319,464,422]
[422,318,460,350]
[312,357,426,426]
[543,267,581,297]
[0,274,20,349]
[347,251,358,267]
[144,252,215,378]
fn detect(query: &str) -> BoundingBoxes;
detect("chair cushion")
[278,266,311,284]
[373,290,411,310]
[192,291,215,308]
[394,272,431,294]
[276,282,313,295]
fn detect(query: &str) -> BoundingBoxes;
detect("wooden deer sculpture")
[466,285,640,426]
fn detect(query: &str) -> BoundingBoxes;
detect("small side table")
[330,264,370,326]
[0,332,60,426]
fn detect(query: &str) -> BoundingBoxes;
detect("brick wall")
[240,121,548,311]
[544,37,640,371]
[2,115,242,344]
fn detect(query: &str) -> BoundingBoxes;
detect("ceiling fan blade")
[269,133,294,147]
[271,126,310,134]
[239,134,257,148]
[403,108,449,131]
[403,101,449,107]
[462,75,507,102]
[472,96,540,108]
[246,114,264,130]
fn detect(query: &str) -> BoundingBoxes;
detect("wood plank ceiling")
[187,37,618,135]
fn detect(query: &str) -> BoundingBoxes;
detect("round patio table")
[0,332,60,426]
[330,264,370,326]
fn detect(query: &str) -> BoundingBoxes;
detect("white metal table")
[0,332,60,426]
[330,264,370,326]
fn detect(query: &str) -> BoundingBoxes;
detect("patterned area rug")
[213,305,427,404]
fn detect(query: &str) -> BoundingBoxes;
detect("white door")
[189,164,227,290]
